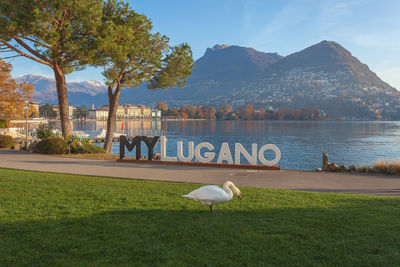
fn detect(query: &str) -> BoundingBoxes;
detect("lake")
[67,120,400,170]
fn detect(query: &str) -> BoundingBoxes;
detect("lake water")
[68,120,400,170]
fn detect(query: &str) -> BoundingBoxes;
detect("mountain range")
[16,40,400,119]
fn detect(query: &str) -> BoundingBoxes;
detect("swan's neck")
[223,185,233,199]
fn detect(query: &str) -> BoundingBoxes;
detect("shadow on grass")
[1,198,400,266]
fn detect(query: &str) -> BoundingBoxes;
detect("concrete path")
[1,150,400,197]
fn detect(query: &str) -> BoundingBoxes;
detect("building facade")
[87,104,154,120]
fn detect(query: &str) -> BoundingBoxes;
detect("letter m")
[120,136,141,160]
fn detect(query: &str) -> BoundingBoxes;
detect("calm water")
[68,120,400,170]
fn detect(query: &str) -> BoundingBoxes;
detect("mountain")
[17,41,400,119]
[229,40,399,119]
[263,41,394,90]
[116,44,283,105]
[15,74,107,106]
[193,44,282,82]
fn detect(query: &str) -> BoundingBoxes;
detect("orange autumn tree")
[0,59,34,119]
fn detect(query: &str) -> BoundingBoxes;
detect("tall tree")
[156,102,168,115]
[238,104,255,120]
[0,59,34,119]
[99,0,194,153]
[0,0,103,136]
[39,103,57,118]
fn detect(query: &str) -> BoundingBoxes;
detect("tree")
[99,0,194,153]
[238,104,255,120]
[39,103,57,118]
[168,107,179,117]
[216,105,233,120]
[0,59,34,119]
[156,102,168,115]
[0,0,103,136]
[73,105,89,119]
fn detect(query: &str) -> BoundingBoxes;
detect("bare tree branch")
[0,39,53,67]
[14,37,52,64]
[0,55,23,59]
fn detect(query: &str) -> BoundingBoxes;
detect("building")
[87,104,153,120]
[151,110,161,118]
[123,104,141,118]
[50,104,76,119]
[139,105,151,118]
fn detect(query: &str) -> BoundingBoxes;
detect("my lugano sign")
[119,136,281,166]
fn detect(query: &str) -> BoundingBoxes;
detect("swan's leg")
[209,204,213,213]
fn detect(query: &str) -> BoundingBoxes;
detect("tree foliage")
[98,0,195,153]
[39,104,57,118]
[0,0,104,136]
[0,59,34,119]
[156,102,168,115]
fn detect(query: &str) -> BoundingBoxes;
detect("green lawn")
[0,168,399,266]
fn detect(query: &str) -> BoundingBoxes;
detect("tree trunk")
[53,64,71,137]
[104,84,122,153]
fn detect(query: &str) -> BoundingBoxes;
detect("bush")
[392,161,400,175]
[356,165,369,173]
[35,137,68,154]
[36,124,54,140]
[67,135,105,154]
[70,142,105,154]
[34,135,105,155]
[0,119,10,128]
[0,135,16,148]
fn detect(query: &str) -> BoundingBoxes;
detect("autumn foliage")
[157,101,327,121]
[0,59,34,119]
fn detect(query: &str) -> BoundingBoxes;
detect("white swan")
[182,181,242,213]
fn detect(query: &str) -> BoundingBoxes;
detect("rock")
[329,162,338,171]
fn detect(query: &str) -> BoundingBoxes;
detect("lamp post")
[25,100,28,151]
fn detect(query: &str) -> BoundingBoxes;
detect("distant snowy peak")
[15,74,107,103]
[83,80,104,87]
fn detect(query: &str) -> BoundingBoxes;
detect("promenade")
[1,149,399,197]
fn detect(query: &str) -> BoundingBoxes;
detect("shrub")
[373,160,391,174]
[70,142,105,154]
[0,119,10,128]
[81,143,105,154]
[356,165,369,173]
[35,137,68,154]
[67,135,105,154]
[391,161,400,175]
[0,135,16,148]
[36,124,54,140]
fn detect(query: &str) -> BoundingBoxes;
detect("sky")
[5,0,400,89]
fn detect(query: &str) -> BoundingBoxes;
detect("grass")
[0,168,400,266]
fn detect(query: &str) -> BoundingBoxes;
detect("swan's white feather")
[182,185,231,205]
[182,181,241,207]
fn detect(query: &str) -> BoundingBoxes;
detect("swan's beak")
[237,193,242,200]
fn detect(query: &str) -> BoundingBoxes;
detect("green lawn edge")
[1,168,399,266]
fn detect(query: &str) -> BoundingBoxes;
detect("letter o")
[258,144,281,166]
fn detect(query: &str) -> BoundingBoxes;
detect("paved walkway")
[1,150,400,197]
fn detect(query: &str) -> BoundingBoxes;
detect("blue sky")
[6,0,400,89]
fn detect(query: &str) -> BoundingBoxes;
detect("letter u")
[177,141,194,162]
